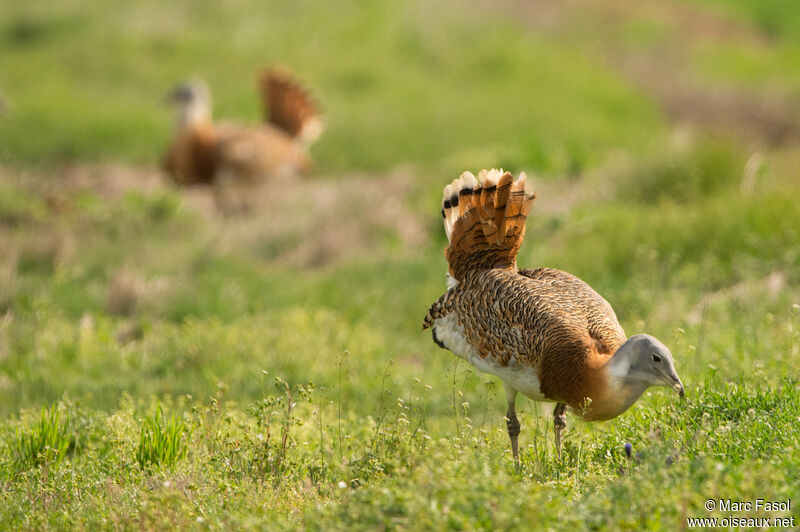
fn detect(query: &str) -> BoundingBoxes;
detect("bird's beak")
[675,382,685,399]
[671,374,685,399]
[664,370,685,399]
[163,86,185,106]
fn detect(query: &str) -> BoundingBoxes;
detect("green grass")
[1,0,800,529]
[9,404,74,472]
[136,404,189,471]
[0,0,662,174]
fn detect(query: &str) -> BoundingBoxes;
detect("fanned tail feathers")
[260,67,323,145]
[442,169,535,283]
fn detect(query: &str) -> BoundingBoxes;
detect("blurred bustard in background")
[162,67,323,210]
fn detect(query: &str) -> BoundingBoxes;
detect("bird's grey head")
[612,334,685,398]
[165,79,211,126]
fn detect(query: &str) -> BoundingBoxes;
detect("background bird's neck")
[177,103,211,130]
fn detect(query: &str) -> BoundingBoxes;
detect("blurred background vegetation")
[0,0,799,529]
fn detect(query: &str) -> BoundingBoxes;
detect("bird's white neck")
[176,102,211,130]
[600,347,649,417]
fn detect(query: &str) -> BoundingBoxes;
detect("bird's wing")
[441,170,536,283]
[215,123,310,180]
[259,67,323,145]
[422,288,458,330]
[518,268,627,355]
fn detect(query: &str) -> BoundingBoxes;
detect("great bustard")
[423,169,684,462]
[162,67,323,208]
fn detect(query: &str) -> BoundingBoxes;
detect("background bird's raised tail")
[442,169,535,285]
[259,66,324,146]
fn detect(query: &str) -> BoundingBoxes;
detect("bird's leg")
[213,182,234,215]
[553,402,567,461]
[213,172,249,215]
[504,385,520,464]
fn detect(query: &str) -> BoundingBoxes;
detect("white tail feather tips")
[298,116,324,146]
[442,184,453,240]
[460,171,478,189]
[440,169,534,245]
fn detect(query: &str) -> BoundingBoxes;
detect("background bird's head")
[612,334,685,398]
[165,79,211,127]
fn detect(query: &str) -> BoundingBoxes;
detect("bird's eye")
[651,353,662,363]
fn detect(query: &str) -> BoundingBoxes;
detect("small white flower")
[337,481,347,489]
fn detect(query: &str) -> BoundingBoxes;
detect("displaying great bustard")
[162,67,323,208]
[423,169,684,461]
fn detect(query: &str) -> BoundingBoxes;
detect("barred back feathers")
[424,170,683,469]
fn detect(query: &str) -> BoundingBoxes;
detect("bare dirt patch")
[619,53,800,147]
[0,163,430,270]
[476,0,800,147]
[211,169,429,268]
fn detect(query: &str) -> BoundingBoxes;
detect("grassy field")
[1,0,800,529]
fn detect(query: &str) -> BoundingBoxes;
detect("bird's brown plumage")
[163,68,322,190]
[259,67,323,145]
[163,122,218,186]
[439,170,534,281]
[423,170,629,420]
[424,267,628,419]
[214,123,311,181]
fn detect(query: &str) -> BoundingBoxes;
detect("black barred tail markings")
[440,169,536,285]
[424,170,684,463]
